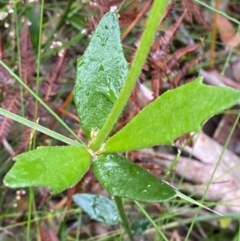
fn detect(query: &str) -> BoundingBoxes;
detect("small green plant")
[1,2,240,239]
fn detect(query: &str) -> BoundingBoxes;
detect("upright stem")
[134,201,169,241]
[90,0,169,151]
[26,188,34,241]
[91,1,169,239]
[114,196,134,241]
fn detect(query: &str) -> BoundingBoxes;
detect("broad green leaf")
[4,146,91,194]
[73,193,119,225]
[74,12,128,138]
[105,77,240,152]
[93,154,176,202]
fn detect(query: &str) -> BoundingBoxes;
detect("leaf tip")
[3,173,21,189]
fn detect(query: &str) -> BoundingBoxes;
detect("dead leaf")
[138,132,240,214]
[226,32,240,50]
[39,224,60,241]
[200,69,240,90]
[216,14,235,44]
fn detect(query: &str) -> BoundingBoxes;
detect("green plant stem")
[90,0,169,152]
[0,60,83,144]
[221,25,240,75]
[117,0,128,13]
[194,0,240,25]
[13,2,25,117]
[114,196,134,241]
[0,108,82,147]
[42,0,74,50]
[41,32,85,60]
[56,0,74,31]
[32,0,44,149]
[35,0,44,100]
[185,116,240,241]
[134,201,168,241]
[27,188,34,241]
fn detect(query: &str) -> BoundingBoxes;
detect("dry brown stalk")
[20,23,35,84]
[0,91,20,143]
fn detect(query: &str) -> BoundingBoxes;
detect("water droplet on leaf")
[99,64,104,71]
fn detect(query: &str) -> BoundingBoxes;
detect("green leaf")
[93,154,176,202]
[105,77,240,152]
[74,12,128,138]
[27,7,40,51]
[73,193,120,225]
[4,146,91,194]
[131,219,151,235]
